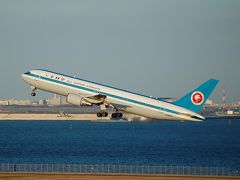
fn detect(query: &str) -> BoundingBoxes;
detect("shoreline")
[0,113,146,121]
[0,113,101,121]
[0,113,239,121]
[0,113,108,121]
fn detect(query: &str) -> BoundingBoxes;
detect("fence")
[0,163,239,177]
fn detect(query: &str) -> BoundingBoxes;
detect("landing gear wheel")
[97,112,103,117]
[117,113,123,118]
[97,112,108,118]
[111,113,123,118]
[111,113,117,118]
[102,112,108,117]
[31,87,37,96]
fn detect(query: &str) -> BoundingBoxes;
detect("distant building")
[8,99,31,106]
[227,110,234,115]
[0,100,9,106]
[48,96,61,106]
[205,99,214,106]
[48,95,69,106]
[60,96,68,105]
[39,99,48,106]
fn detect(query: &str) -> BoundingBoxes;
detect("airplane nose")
[21,71,30,82]
[21,73,27,81]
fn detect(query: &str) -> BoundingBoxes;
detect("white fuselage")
[22,69,204,121]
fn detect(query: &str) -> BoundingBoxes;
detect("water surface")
[0,119,239,169]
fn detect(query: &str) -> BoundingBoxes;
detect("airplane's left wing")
[84,94,107,105]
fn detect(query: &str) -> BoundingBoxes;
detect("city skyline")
[0,0,239,102]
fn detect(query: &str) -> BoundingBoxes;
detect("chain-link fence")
[0,163,239,177]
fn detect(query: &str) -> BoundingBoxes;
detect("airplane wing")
[111,103,131,109]
[84,94,131,110]
[84,94,107,105]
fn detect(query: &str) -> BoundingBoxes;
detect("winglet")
[173,79,219,113]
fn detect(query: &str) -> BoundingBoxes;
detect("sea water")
[0,119,239,169]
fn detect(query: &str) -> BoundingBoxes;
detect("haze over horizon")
[0,0,239,103]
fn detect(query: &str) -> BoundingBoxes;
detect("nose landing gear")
[31,87,37,96]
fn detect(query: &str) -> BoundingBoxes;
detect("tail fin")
[173,79,219,113]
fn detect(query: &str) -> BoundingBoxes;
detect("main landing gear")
[111,107,123,118]
[96,112,123,118]
[97,112,108,117]
[96,104,123,118]
[111,112,123,118]
[31,87,37,96]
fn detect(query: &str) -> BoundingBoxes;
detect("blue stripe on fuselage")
[35,69,158,99]
[27,71,179,115]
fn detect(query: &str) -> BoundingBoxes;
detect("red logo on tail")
[191,91,204,105]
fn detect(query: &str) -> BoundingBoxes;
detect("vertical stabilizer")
[173,79,219,113]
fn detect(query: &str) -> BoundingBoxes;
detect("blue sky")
[0,0,239,102]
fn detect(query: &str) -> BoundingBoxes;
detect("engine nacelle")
[66,94,92,106]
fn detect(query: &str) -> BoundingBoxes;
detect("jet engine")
[66,94,92,106]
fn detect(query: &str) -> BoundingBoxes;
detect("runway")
[0,174,238,180]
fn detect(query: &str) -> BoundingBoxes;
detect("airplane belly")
[125,107,171,120]
[107,97,175,120]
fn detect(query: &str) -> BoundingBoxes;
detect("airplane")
[21,69,219,122]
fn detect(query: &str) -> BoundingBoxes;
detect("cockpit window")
[24,71,30,75]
